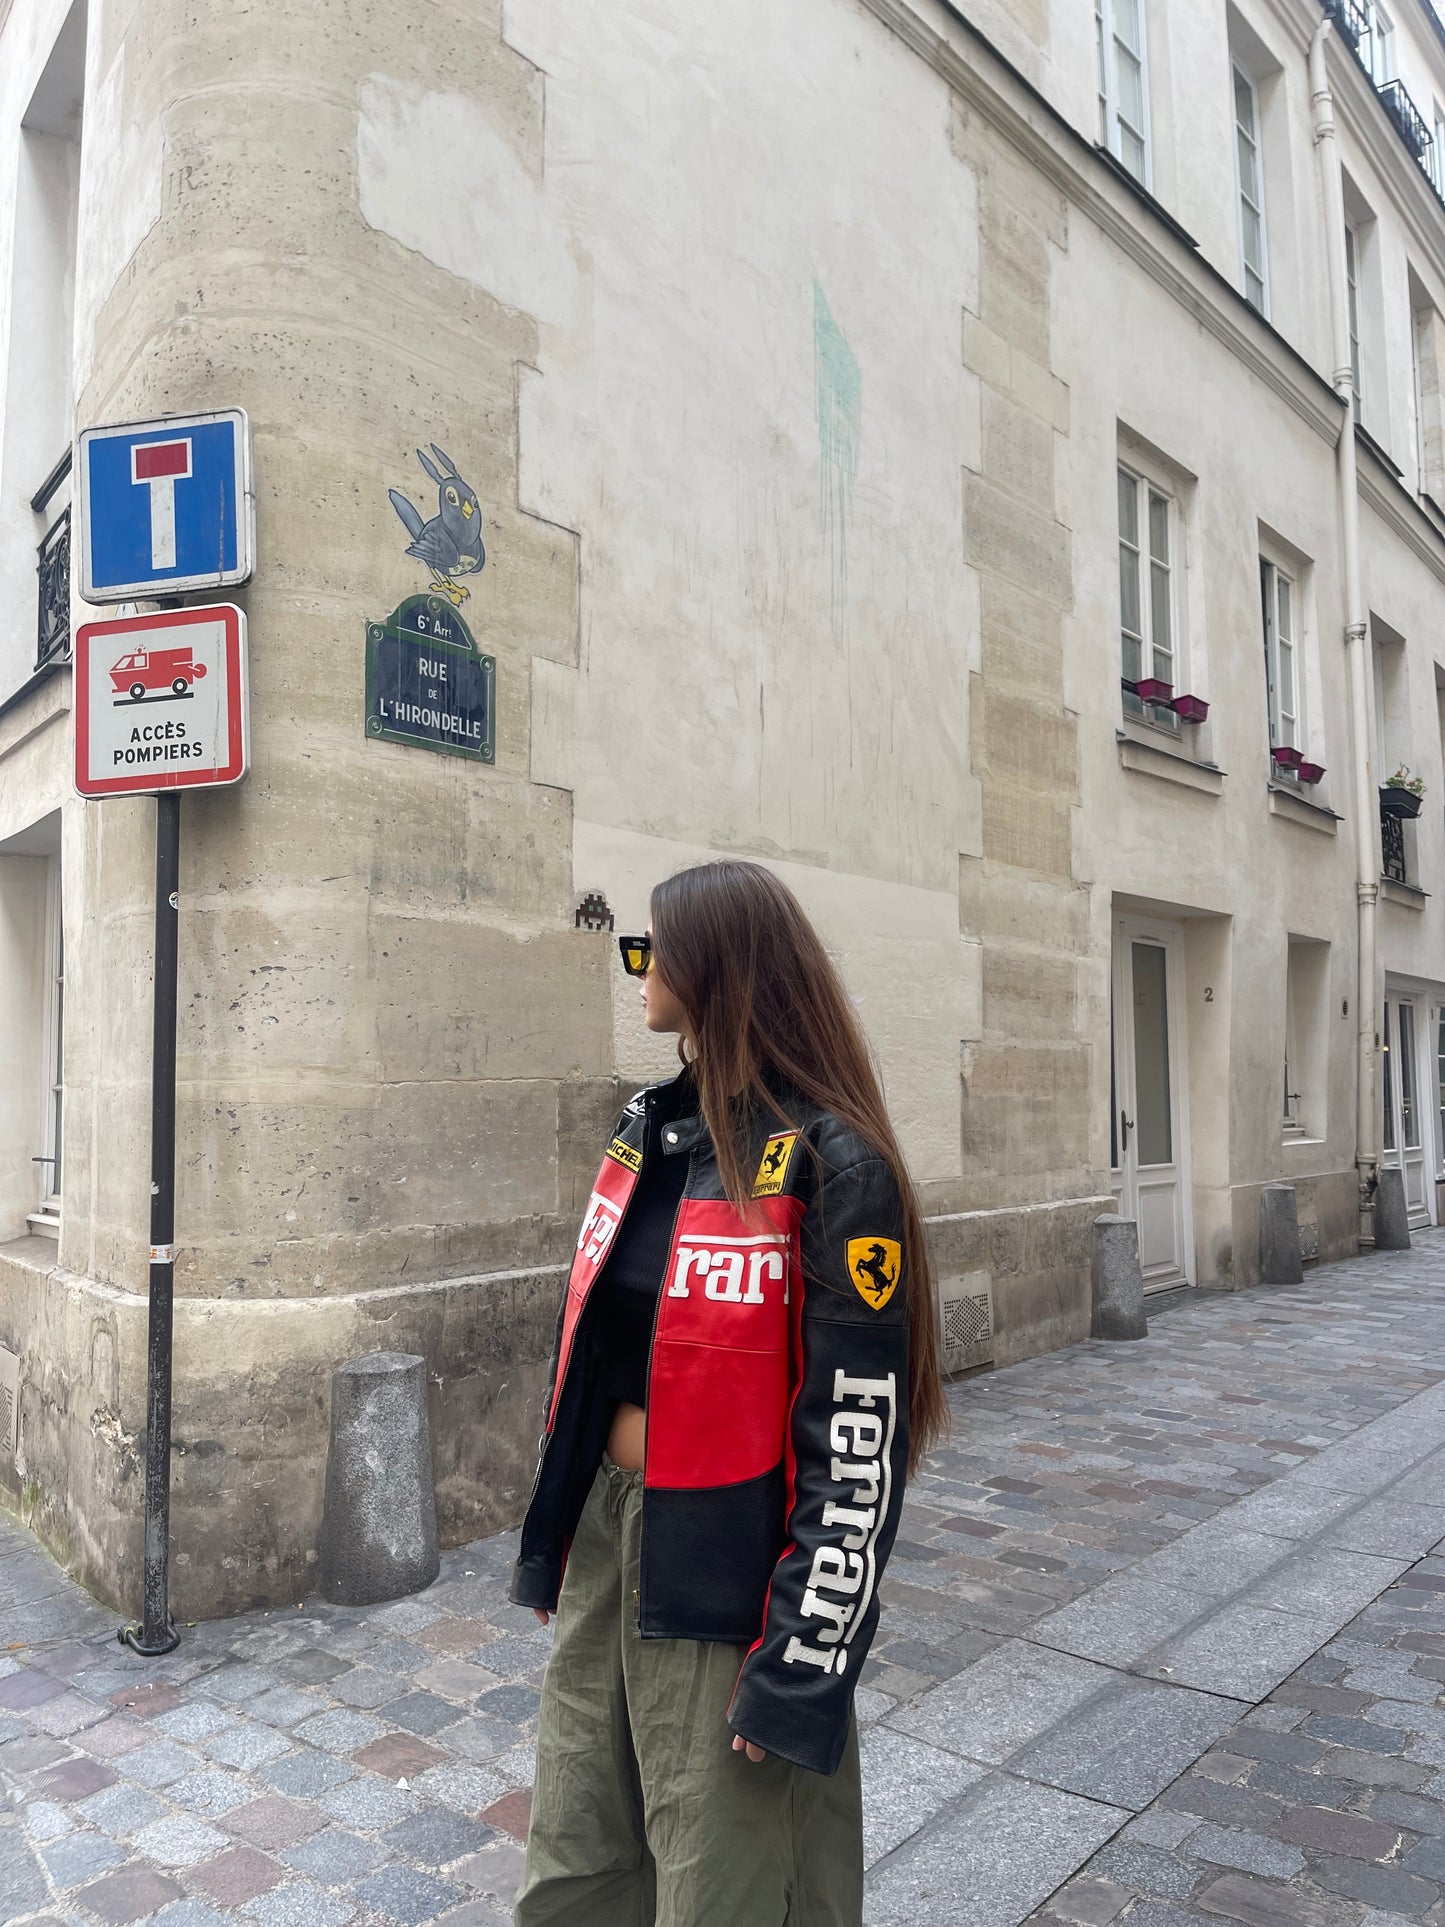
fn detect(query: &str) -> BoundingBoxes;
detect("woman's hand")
[731,1733,767,1764]
[534,1609,550,1627]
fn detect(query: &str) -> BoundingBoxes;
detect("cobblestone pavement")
[3,1237,1445,1925]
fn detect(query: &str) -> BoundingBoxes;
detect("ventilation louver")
[939,1270,993,1376]
[0,1346,17,1462]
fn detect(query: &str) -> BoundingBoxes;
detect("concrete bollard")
[1374,1166,1412,1252]
[316,1352,440,1606]
[1259,1183,1304,1285]
[1092,1214,1148,1340]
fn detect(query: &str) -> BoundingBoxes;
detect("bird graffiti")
[388,445,486,606]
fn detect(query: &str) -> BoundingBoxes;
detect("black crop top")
[592,1087,693,1409]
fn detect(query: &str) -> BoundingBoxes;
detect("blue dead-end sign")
[78,410,254,602]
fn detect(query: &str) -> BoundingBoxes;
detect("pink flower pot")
[1271,745,1303,771]
[1135,678,1173,703]
[1170,693,1209,724]
[1298,761,1325,785]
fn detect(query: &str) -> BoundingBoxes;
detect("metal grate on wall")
[0,1346,17,1462]
[939,1273,994,1375]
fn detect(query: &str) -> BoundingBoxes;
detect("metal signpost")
[76,410,254,1656]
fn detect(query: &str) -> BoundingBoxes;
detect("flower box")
[1297,761,1326,785]
[1380,783,1423,819]
[1170,693,1209,724]
[1270,745,1303,771]
[1135,678,1173,703]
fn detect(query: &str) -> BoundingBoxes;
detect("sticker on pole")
[77,410,254,601]
[75,605,249,797]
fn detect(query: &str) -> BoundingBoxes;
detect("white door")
[1111,919,1195,1290]
[1383,995,1433,1227]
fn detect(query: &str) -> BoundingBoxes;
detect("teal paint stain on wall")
[813,279,860,629]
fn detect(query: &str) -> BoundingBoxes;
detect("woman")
[512,860,946,1926]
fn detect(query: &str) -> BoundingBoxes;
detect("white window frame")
[1096,0,1151,186]
[1284,960,1301,1132]
[1432,106,1445,199]
[1365,2,1394,87]
[1233,62,1269,315]
[38,860,62,1214]
[1261,556,1301,753]
[1118,461,1178,713]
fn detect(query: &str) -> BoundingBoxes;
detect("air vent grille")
[939,1270,993,1375]
[0,1346,17,1462]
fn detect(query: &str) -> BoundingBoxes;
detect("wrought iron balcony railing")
[1323,0,1368,54]
[32,448,72,672]
[1381,806,1409,884]
[36,506,71,671]
[1379,79,1433,164]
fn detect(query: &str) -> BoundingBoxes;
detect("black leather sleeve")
[726,1154,911,1775]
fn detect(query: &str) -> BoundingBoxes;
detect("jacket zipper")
[519,1100,654,1554]
[637,1132,695,1630]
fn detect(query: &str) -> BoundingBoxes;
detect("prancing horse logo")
[846,1236,901,1311]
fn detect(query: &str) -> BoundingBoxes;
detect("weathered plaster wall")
[0,0,620,1612]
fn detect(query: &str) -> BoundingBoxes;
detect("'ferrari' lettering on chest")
[666,1233,789,1304]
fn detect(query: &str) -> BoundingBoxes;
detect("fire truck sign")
[74,605,249,797]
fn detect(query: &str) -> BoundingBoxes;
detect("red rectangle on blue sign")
[132,440,192,482]
[74,604,249,797]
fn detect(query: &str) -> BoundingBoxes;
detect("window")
[1118,464,1175,712]
[1261,558,1299,751]
[1383,1003,1396,1153]
[1284,967,1300,1130]
[1364,2,1394,85]
[1346,226,1362,403]
[1373,622,1416,884]
[1234,64,1268,313]
[1097,0,1150,184]
[1411,280,1445,504]
[39,864,63,1218]
[1432,105,1445,199]
[1284,939,1328,1138]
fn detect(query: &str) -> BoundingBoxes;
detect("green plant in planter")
[1386,765,1426,797]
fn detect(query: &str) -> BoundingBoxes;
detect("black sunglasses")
[617,934,653,978]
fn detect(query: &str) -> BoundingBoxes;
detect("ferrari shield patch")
[846,1236,901,1310]
[752,1132,799,1197]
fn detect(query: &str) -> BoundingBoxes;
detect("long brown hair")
[649,860,947,1472]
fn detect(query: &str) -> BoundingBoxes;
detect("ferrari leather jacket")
[510,1066,911,1776]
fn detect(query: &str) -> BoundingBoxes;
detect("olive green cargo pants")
[514,1455,863,1927]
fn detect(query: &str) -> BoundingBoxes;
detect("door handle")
[1121,1113,1133,1149]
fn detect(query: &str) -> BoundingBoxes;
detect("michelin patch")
[605,1135,643,1174]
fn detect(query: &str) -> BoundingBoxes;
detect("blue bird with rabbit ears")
[388,444,486,606]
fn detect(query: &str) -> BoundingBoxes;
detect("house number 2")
[1203,986,1214,1002]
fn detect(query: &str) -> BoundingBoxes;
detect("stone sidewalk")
[3,1237,1445,1926]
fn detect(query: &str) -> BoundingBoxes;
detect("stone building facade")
[1,0,1443,1616]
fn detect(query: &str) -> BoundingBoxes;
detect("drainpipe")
[1309,20,1379,1241]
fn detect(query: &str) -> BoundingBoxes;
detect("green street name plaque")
[365,595,495,762]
